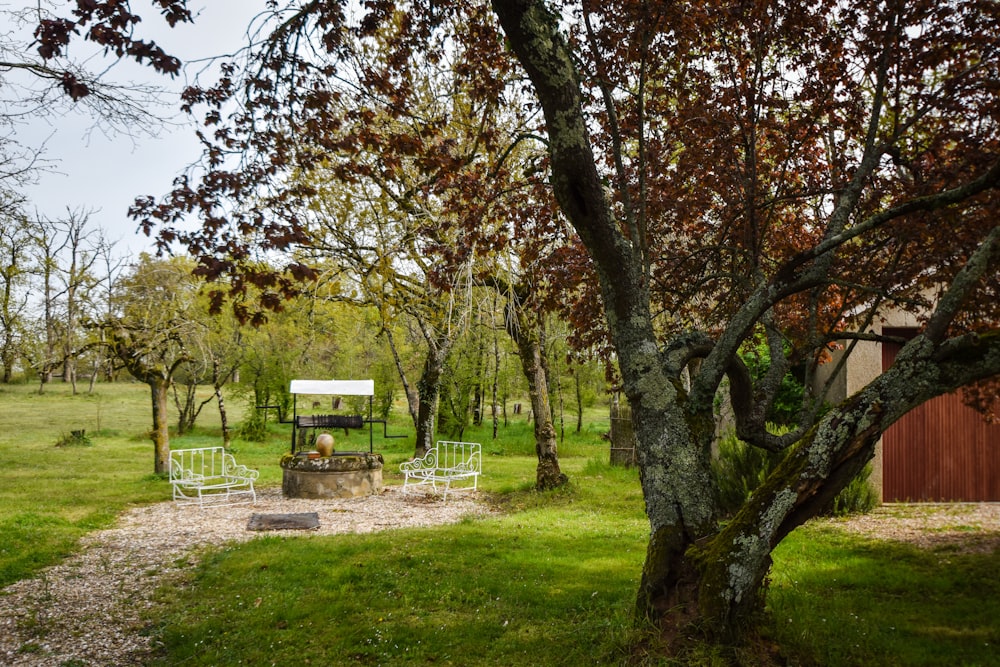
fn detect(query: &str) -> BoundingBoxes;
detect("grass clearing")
[2,381,998,665]
[769,525,1000,666]
[0,382,168,586]
[148,476,648,666]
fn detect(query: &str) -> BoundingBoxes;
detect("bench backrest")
[169,447,231,482]
[434,441,481,472]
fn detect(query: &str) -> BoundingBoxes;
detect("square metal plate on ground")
[246,512,320,531]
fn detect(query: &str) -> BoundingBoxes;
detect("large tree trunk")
[149,377,171,474]
[493,0,1000,648]
[492,0,715,625]
[629,377,718,627]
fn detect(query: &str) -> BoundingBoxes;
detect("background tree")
[305,186,476,457]
[99,254,199,473]
[85,0,565,476]
[52,208,106,392]
[236,311,304,441]
[169,288,246,439]
[493,277,567,488]
[0,197,32,382]
[20,208,107,392]
[24,211,72,391]
[202,311,245,448]
[86,239,128,388]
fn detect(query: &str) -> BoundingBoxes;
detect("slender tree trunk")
[413,343,449,457]
[574,371,583,433]
[87,358,98,393]
[553,361,565,442]
[0,263,17,384]
[149,377,171,474]
[492,321,500,440]
[213,359,232,449]
[472,331,485,426]
[385,327,420,426]
[506,306,567,490]
[173,382,198,435]
[63,279,77,389]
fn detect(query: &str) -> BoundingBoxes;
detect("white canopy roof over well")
[289,379,375,396]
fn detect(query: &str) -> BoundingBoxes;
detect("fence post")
[609,398,637,467]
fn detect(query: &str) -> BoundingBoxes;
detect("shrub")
[712,430,877,518]
[238,398,269,442]
[824,464,879,516]
[738,338,806,427]
[712,430,787,517]
[54,430,92,447]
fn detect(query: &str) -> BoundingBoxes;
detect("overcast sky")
[22,1,267,256]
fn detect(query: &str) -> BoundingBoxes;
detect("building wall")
[813,308,925,501]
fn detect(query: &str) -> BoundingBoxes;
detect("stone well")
[280,452,384,499]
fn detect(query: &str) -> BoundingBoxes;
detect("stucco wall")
[813,307,925,501]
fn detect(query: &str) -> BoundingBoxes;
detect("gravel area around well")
[0,487,491,667]
[1,494,997,667]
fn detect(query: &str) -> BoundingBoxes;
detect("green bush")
[237,397,269,442]
[712,430,786,517]
[824,463,879,516]
[712,430,877,518]
[738,338,806,427]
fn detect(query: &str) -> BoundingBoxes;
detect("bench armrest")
[225,463,259,480]
[399,449,439,473]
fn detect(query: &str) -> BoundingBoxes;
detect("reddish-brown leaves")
[38,0,1000,353]
[35,1,190,81]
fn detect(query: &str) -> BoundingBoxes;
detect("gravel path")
[1,495,996,666]
[0,487,490,667]
[832,501,1000,554]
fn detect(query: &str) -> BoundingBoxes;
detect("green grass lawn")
[148,463,649,666]
[1,381,998,665]
[769,525,1000,666]
[0,382,166,586]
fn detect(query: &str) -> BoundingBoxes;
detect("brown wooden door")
[882,332,1000,502]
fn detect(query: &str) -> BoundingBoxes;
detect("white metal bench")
[400,440,481,499]
[169,447,259,507]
